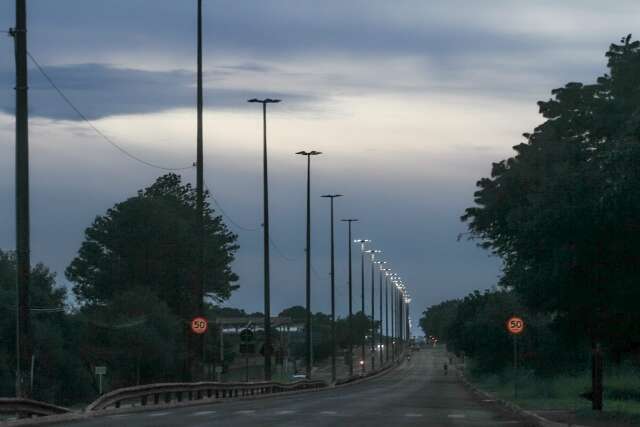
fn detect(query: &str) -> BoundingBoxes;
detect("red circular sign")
[191,316,208,334]
[506,316,524,335]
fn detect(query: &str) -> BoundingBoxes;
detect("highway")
[65,348,530,426]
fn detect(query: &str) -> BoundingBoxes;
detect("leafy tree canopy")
[462,35,640,347]
[66,173,239,318]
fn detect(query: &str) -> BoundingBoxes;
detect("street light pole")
[296,150,321,379]
[322,194,342,384]
[340,219,358,377]
[379,267,389,367]
[391,283,396,361]
[385,273,390,363]
[354,239,369,373]
[249,98,281,381]
[365,250,381,371]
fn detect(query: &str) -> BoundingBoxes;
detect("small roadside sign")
[94,366,107,395]
[191,316,208,334]
[506,316,524,335]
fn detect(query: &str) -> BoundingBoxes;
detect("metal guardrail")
[86,379,327,411]
[0,397,70,418]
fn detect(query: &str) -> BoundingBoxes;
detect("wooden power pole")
[12,0,32,398]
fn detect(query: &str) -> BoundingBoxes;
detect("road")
[65,348,530,426]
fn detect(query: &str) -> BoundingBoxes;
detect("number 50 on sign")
[507,316,524,334]
[191,316,208,334]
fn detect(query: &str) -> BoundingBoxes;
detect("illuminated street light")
[365,249,381,370]
[340,218,358,377]
[354,239,370,369]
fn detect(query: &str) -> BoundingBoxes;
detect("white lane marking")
[482,399,497,402]
[405,413,423,417]
[191,410,217,416]
[448,414,466,418]
[235,410,256,415]
[320,410,338,415]
[148,411,172,417]
[276,410,297,415]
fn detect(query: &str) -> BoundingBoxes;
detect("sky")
[1,1,638,336]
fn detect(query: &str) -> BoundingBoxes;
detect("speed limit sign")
[191,316,208,334]
[506,316,524,335]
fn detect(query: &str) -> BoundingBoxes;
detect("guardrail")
[86,379,327,411]
[0,398,70,419]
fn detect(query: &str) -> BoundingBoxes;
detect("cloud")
[0,63,319,120]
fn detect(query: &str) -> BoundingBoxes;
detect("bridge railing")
[86,379,327,411]
[0,397,70,419]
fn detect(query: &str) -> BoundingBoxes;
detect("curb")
[456,366,588,427]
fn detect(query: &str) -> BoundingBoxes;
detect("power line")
[268,235,298,262]
[27,51,193,171]
[204,182,259,232]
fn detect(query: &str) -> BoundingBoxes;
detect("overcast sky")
[1,1,638,335]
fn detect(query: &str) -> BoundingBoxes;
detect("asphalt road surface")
[65,347,530,426]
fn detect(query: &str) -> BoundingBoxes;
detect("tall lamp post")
[340,218,358,377]
[321,194,342,384]
[379,267,390,366]
[248,98,281,381]
[354,239,370,372]
[384,272,393,363]
[365,249,381,370]
[391,281,397,361]
[296,150,321,379]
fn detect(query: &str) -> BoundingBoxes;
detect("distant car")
[291,374,306,380]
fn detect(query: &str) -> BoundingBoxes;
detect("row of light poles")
[249,98,412,383]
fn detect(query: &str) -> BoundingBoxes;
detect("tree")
[462,35,640,353]
[66,173,239,317]
[462,35,640,409]
[419,299,460,342]
[0,250,93,404]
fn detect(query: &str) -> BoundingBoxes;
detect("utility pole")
[249,98,281,381]
[193,0,204,381]
[340,219,358,377]
[322,194,342,383]
[296,151,321,379]
[12,0,31,398]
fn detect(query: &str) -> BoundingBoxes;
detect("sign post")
[506,316,524,399]
[239,328,255,382]
[94,366,107,395]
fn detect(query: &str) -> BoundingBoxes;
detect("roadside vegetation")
[421,35,640,423]
[0,174,377,405]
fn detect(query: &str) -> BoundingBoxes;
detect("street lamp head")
[340,218,359,222]
[353,239,370,244]
[321,194,343,198]
[296,150,322,156]
[248,98,281,104]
